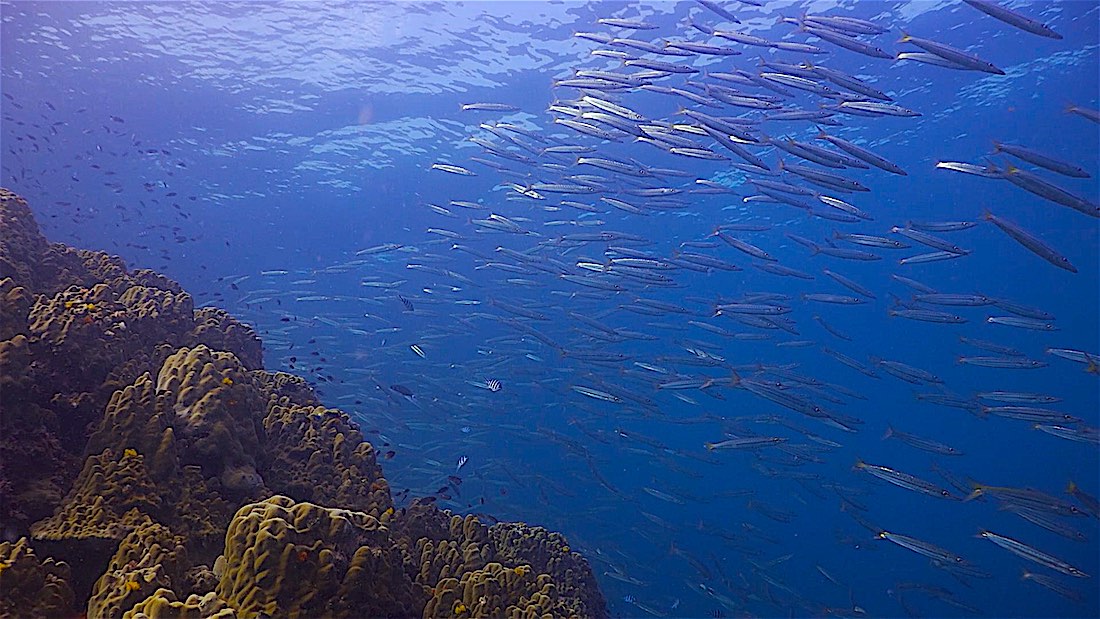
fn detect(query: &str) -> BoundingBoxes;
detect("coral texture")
[0,188,607,619]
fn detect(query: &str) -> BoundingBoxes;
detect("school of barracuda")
[202,2,1100,615]
[182,2,1095,616]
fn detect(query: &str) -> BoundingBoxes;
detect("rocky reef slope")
[0,188,607,619]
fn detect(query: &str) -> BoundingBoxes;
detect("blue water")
[3,1,1098,617]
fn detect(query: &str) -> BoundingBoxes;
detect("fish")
[958,356,1047,369]
[597,17,659,29]
[877,530,972,566]
[883,426,962,456]
[1067,104,1100,124]
[815,131,906,175]
[899,32,1004,74]
[977,530,1088,578]
[997,164,1100,218]
[462,102,520,111]
[430,163,476,176]
[1065,482,1100,518]
[389,384,414,397]
[854,460,960,499]
[571,385,623,403]
[704,436,787,450]
[962,0,1062,39]
[992,142,1090,178]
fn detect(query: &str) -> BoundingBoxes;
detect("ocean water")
[2,1,1098,617]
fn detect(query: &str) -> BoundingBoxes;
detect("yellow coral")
[123,448,138,458]
[221,376,234,386]
[124,579,141,592]
[453,602,467,614]
[64,300,75,309]
[84,303,96,311]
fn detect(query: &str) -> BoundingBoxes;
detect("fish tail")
[882,425,894,440]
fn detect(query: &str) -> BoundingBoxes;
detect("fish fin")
[1067,480,1078,493]
[1084,354,1100,374]
[882,425,894,441]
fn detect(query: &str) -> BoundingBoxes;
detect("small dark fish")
[390,384,414,397]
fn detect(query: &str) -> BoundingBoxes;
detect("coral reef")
[0,187,607,619]
[215,495,421,618]
[0,537,76,618]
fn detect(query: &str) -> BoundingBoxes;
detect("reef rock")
[0,187,608,619]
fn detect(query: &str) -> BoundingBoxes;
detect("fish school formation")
[3,0,1098,617]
